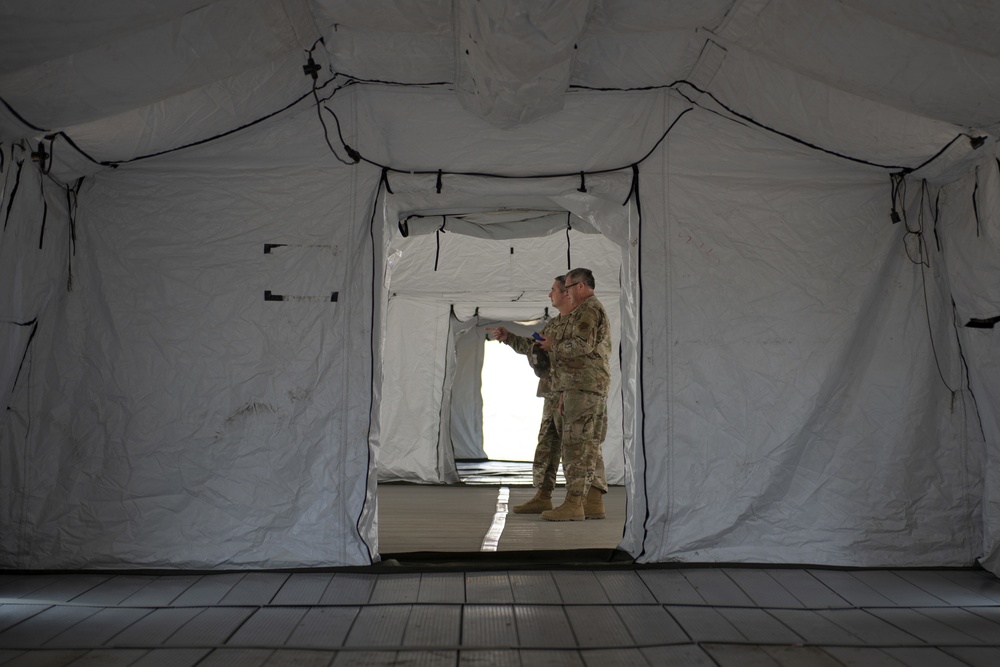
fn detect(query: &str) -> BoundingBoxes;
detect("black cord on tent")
[436,170,443,193]
[5,317,38,410]
[329,73,453,89]
[905,140,970,178]
[101,76,346,168]
[360,167,391,566]
[65,176,83,292]
[326,102,693,182]
[646,80,982,178]
[434,216,446,271]
[36,177,47,250]
[100,41,352,168]
[932,189,942,253]
[565,212,572,270]
[1,96,46,133]
[3,157,24,232]
[315,94,356,166]
[972,166,981,237]
[912,180,953,394]
[301,39,359,167]
[901,179,929,267]
[578,172,587,193]
[108,89,320,167]
[622,163,640,207]
[621,159,652,561]
[951,297,987,441]
[647,80,914,172]
[55,132,103,170]
[890,173,904,224]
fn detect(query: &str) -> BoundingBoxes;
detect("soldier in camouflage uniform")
[487,275,609,514]
[537,267,611,521]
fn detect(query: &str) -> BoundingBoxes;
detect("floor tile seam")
[6,639,999,652]
[6,600,1000,611]
[694,639,1000,649]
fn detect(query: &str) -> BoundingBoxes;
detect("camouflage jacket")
[504,316,561,397]
[547,295,611,396]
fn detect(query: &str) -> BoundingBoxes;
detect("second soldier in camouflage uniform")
[502,288,566,513]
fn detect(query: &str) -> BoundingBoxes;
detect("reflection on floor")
[456,459,565,486]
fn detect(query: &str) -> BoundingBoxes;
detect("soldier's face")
[549,281,567,307]
[563,279,583,307]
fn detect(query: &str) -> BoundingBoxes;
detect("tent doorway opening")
[371,183,642,557]
[481,340,544,462]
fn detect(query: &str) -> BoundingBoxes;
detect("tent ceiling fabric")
[1,0,997,166]
[453,0,591,128]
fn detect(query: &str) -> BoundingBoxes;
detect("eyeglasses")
[564,282,580,288]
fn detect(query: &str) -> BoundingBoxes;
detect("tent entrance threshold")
[378,483,625,557]
[377,547,634,571]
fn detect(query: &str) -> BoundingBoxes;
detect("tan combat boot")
[584,487,606,520]
[541,494,585,521]
[512,489,552,514]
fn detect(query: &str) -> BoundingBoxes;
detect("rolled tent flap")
[398,209,598,241]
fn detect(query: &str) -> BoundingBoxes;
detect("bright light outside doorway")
[481,339,544,461]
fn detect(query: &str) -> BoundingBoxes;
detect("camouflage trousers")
[533,394,608,493]
[551,390,608,497]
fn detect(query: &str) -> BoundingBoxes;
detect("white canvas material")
[1,1,998,572]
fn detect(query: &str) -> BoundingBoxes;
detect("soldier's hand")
[537,334,551,352]
[485,326,509,342]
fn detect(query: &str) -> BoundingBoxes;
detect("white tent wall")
[933,151,1000,573]
[378,295,459,484]
[0,157,71,563]
[450,321,487,461]
[1,106,380,569]
[637,105,984,566]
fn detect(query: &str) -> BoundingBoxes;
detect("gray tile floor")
[2,566,1000,665]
